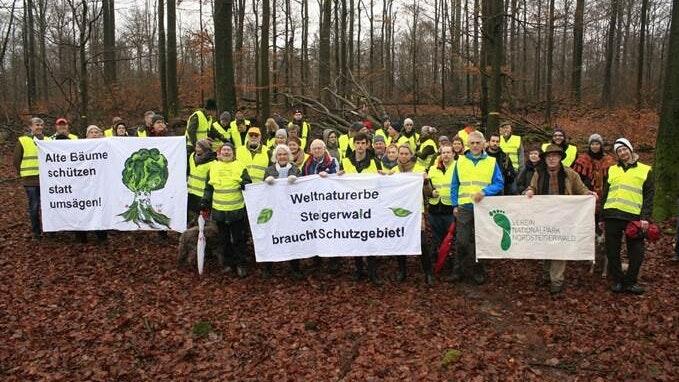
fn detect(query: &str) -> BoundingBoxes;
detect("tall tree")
[571,0,584,102]
[23,0,37,111]
[602,0,619,107]
[485,0,504,133]
[158,0,168,114]
[318,0,331,103]
[654,0,679,219]
[259,0,270,120]
[214,0,236,112]
[637,0,649,109]
[545,0,555,124]
[102,0,116,85]
[166,0,178,116]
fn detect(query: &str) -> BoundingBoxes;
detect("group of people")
[14,103,677,295]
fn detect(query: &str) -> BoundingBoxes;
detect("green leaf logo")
[257,208,273,224]
[389,207,412,217]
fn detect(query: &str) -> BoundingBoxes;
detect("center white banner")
[243,173,423,262]
[474,195,595,261]
[37,137,187,232]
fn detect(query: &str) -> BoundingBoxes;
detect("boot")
[397,257,407,283]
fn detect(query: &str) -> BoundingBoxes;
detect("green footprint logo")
[489,209,512,251]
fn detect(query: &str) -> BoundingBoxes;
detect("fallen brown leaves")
[1,149,678,381]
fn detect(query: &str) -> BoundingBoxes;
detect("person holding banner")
[187,139,217,224]
[201,143,252,277]
[14,117,48,240]
[450,131,504,285]
[602,138,654,295]
[262,144,303,279]
[74,125,109,244]
[288,136,309,171]
[426,144,456,277]
[524,144,596,294]
[339,132,383,285]
[235,127,270,183]
[392,144,434,285]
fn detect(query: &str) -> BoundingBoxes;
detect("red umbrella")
[434,222,456,274]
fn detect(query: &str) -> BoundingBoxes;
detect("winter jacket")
[601,157,655,221]
[515,160,541,194]
[571,151,616,211]
[264,163,302,179]
[486,148,516,194]
[302,153,338,176]
[526,165,590,196]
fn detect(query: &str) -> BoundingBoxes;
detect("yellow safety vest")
[603,163,651,216]
[137,128,147,137]
[386,135,410,148]
[210,121,230,150]
[236,145,269,183]
[18,136,46,177]
[288,121,310,149]
[500,135,521,171]
[455,155,497,205]
[185,110,211,145]
[208,160,246,211]
[373,129,387,143]
[104,128,113,137]
[187,153,214,198]
[402,133,419,153]
[229,120,251,148]
[416,139,438,169]
[458,129,471,148]
[392,163,426,211]
[428,162,455,206]
[338,134,355,160]
[341,157,378,174]
[297,153,310,171]
[542,143,577,167]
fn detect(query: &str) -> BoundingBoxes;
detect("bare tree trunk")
[440,0,446,109]
[158,0,168,114]
[411,0,418,113]
[535,0,542,101]
[636,0,649,109]
[24,0,37,111]
[340,0,348,96]
[301,0,309,94]
[166,0,178,116]
[572,0,584,102]
[602,0,619,107]
[271,0,277,101]
[259,0,270,120]
[214,0,236,112]
[37,0,48,101]
[102,0,116,86]
[369,0,374,93]
[545,0,555,124]
[473,0,479,101]
[559,0,570,89]
[78,0,89,129]
[318,0,332,104]
[486,0,504,133]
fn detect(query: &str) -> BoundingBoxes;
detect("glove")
[265,176,275,185]
[200,209,210,219]
[287,175,297,184]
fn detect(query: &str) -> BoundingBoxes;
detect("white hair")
[403,118,414,126]
[272,144,293,163]
[309,139,326,150]
[30,117,44,125]
[468,131,485,142]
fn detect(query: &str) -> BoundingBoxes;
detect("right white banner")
[474,195,595,261]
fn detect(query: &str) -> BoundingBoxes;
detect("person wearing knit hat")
[186,137,217,224]
[415,126,438,170]
[572,133,616,274]
[542,127,578,167]
[386,120,409,148]
[149,115,167,136]
[401,118,419,153]
[602,137,655,295]
[85,125,103,138]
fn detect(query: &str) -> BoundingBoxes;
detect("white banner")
[37,137,187,232]
[243,173,423,262]
[474,195,595,261]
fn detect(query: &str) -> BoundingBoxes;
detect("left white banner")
[37,137,187,232]
[243,173,423,262]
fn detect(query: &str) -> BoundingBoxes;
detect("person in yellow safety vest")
[450,131,504,285]
[426,144,456,280]
[338,122,361,160]
[415,125,438,170]
[263,117,280,149]
[206,111,232,151]
[499,121,524,172]
[373,115,390,144]
[390,143,435,285]
[401,118,420,153]
[186,99,220,151]
[135,110,155,137]
[524,144,597,294]
[104,116,124,137]
[385,120,410,148]
[228,109,252,148]
[200,142,252,277]
[13,117,48,240]
[287,136,309,171]
[235,127,270,183]
[337,132,383,285]
[51,117,79,139]
[542,128,577,167]
[287,109,310,151]
[457,123,478,149]
[187,139,217,224]
[602,138,654,295]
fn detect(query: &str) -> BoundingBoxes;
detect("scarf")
[303,152,336,175]
[275,162,292,178]
[382,156,398,170]
[537,164,565,195]
[292,150,305,168]
[397,160,415,173]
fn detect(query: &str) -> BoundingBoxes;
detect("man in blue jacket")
[450,131,504,284]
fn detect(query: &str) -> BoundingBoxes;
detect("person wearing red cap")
[525,144,596,294]
[51,118,79,140]
[602,138,655,295]
[287,109,310,151]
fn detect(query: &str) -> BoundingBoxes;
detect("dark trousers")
[429,213,454,262]
[605,218,645,285]
[454,207,485,278]
[217,219,247,267]
[24,186,41,235]
[397,231,433,275]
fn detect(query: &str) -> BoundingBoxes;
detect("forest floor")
[1,112,677,380]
